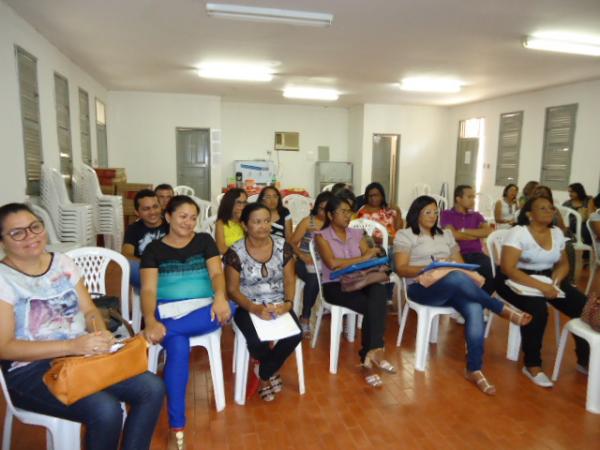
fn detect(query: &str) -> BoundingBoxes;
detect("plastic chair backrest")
[556,205,584,244]
[282,194,313,227]
[586,217,600,264]
[321,183,335,192]
[308,240,325,301]
[66,247,131,322]
[247,194,259,203]
[349,218,389,250]
[428,193,447,211]
[174,185,195,196]
[413,183,431,197]
[485,229,511,278]
[190,195,212,222]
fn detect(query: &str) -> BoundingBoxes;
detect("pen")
[263,301,277,320]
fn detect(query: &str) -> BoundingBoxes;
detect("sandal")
[364,373,383,387]
[366,349,397,373]
[465,370,496,395]
[506,307,533,326]
[269,374,283,393]
[167,429,186,450]
[259,384,275,402]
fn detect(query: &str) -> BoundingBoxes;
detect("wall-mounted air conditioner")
[274,131,299,151]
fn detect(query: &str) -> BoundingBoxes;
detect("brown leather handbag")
[581,293,600,332]
[340,265,390,292]
[43,334,149,405]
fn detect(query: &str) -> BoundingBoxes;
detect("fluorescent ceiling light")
[399,77,463,93]
[206,3,333,27]
[197,62,274,82]
[283,87,339,101]
[523,32,600,56]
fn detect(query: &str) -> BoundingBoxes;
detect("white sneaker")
[522,367,553,388]
[451,312,465,325]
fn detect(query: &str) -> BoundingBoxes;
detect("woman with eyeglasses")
[258,186,292,240]
[315,196,393,387]
[0,203,165,450]
[215,188,247,254]
[496,196,589,388]
[356,182,403,245]
[393,196,531,395]
[289,191,334,336]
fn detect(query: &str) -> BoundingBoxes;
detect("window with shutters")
[15,46,43,195]
[54,73,73,190]
[95,99,108,167]
[79,88,92,166]
[495,111,523,186]
[540,104,578,190]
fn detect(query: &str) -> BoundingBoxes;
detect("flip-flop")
[364,373,383,387]
[269,374,283,393]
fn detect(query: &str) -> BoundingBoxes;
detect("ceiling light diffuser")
[197,62,274,82]
[399,77,463,93]
[283,87,339,101]
[523,33,600,57]
[206,3,333,27]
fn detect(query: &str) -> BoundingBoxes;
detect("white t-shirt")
[393,228,458,266]
[502,225,566,271]
[0,253,87,371]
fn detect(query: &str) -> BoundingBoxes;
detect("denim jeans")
[295,259,319,319]
[129,259,141,290]
[5,361,165,450]
[407,271,504,371]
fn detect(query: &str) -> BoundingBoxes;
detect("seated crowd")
[0,178,599,450]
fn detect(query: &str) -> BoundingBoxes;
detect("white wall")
[0,1,108,206]
[358,104,451,210]
[347,105,364,190]
[107,91,222,199]
[449,78,600,204]
[221,102,349,196]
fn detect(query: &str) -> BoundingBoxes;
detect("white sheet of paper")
[250,312,301,342]
[506,275,565,298]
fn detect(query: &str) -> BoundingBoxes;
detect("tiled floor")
[2,277,600,449]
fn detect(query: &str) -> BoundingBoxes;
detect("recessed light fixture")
[523,32,600,57]
[197,62,274,82]
[206,3,333,27]
[399,77,463,93]
[283,87,339,101]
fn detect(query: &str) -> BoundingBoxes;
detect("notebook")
[506,275,565,298]
[250,312,301,342]
[418,261,480,274]
[330,256,390,279]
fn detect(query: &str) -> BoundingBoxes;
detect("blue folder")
[418,261,479,274]
[330,256,390,280]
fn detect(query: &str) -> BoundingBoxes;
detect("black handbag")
[92,295,134,336]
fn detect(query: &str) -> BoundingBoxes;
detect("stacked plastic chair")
[73,164,124,251]
[40,165,95,247]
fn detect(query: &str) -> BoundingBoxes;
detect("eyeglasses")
[335,208,353,216]
[3,220,45,241]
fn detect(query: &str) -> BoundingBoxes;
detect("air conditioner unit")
[274,131,299,151]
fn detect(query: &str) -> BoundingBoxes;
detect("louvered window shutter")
[15,46,43,195]
[540,104,578,190]
[95,99,108,167]
[495,111,523,186]
[54,73,73,190]
[79,89,92,166]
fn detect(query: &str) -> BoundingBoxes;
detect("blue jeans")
[158,301,236,428]
[129,259,141,290]
[5,361,164,450]
[295,259,319,319]
[407,271,504,371]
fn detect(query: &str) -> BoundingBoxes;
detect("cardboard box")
[100,184,116,195]
[115,183,153,217]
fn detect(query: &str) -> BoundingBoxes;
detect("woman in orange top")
[356,182,403,244]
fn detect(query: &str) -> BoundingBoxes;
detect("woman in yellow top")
[215,188,247,254]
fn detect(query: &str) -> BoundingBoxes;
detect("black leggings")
[234,307,302,380]
[496,271,589,368]
[322,282,387,362]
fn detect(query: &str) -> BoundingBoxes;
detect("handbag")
[581,293,600,332]
[340,265,390,292]
[92,294,134,337]
[416,267,484,288]
[43,334,149,405]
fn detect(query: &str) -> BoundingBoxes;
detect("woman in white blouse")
[394,196,531,395]
[494,183,518,228]
[497,196,589,388]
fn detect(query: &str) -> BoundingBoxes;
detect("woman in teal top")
[141,196,232,450]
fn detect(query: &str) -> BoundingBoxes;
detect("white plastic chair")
[585,217,600,295]
[27,203,78,254]
[232,324,305,405]
[282,194,313,228]
[557,206,593,280]
[395,277,457,371]
[148,327,226,412]
[66,247,139,334]
[321,183,335,192]
[247,194,259,203]
[552,318,600,414]
[198,214,217,237]
[413,183,431,198]
[215,192,225,206]
[1,369,81,450]
[308,240,358,373]
[428,193,448,212]
[486,230,561,361]
[174,185,195,196]
[190,195,212,225]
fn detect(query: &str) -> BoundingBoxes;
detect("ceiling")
[6,0,600,106]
